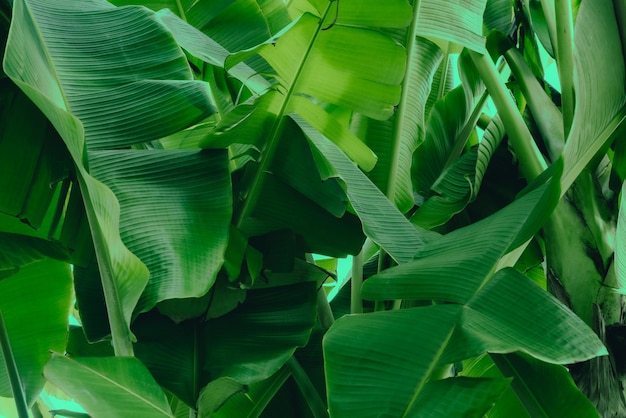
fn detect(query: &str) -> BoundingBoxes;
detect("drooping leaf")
[418,0,488,53]
[4,0,216,344]
[561,0,626,192]
[0,80,70,231]
[246,173,364,257]
[269,120,349,219]
[89,149,232,314]
[295,115,431,263]
[355,36,443,212]
[363,167,560,302]
[203,282,317,383]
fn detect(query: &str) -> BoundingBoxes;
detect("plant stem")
[0,311,29,418]
[287,357,329,418]
[79,180,134,357]
[554,0,575,136]
[468,51,547,182]
[504,47,564,160]
[436,52,450,101]
[317,287,334,330]
[351,251,363,314]
[386,0,423,201]
[490,353,548,418]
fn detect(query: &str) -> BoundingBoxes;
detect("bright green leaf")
[44,354,174,418]
[0,259,72,404]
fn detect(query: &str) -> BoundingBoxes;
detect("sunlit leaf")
[44,354,174,418]
[0,259,72,404]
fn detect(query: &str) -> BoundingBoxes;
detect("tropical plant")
[0,0,624,417]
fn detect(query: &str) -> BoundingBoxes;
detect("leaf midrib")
[61,354,174,417]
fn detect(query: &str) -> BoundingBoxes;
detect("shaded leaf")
[408,377,510,417]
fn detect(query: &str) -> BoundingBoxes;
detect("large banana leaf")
[132,281,318,408]
[0,259,72,405]
[89,149,231,314]
[44,354,174,418]
[560,0,626,192]
[292,0,487,53]
[354,35,443,212]
[417,0,488,53]
[460,353,599,417]
[295,116,431,263]
[325,267,605,417]
[325,163,606,416]
[362,166,560,302]
[173,2,410,168]
[0,80,70,233]
[3,0,228,348]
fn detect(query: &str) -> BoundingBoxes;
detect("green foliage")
[0,0,624,416]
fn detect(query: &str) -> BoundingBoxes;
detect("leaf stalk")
[468,51,547,182]
[0,310,29,418]
[554,0,575,136]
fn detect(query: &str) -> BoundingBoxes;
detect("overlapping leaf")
[325,162,606,416]
[295,116,431,263]
[412,115,505,228]
[325,267,606,417]
[460,353,599,417]
[561,0,626,191]
[418,0,488,53]
[356,36,443,212]
[363,164,559,302]
[3,0,223,340]
[89,149,232,313]
[132,282,317,408]
[0,259,72,405]
[44,355,174,418]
